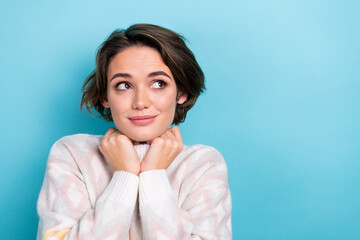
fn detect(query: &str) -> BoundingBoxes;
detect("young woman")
[37,24,232,240]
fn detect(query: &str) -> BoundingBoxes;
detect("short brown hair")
[81,24,205,124]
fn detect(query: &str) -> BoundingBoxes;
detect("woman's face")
[102,46,187,142]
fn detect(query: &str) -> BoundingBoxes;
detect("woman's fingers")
[160,128,176,141]
[102,126,184,173]
[102,127,115,140]
[102,127,122,144]
[99,128,140,175]
[141,127,184,172]
[170,126,182,142]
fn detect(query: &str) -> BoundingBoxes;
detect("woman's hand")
[140,126,183,172]
[99,128,140,175]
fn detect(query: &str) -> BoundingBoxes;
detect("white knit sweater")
[37,134,232,239]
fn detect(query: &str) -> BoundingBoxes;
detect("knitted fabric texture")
[37,134,232,239]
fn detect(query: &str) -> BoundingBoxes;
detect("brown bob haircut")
[81,24,205,124]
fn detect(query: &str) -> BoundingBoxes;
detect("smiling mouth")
[128,115,157,125]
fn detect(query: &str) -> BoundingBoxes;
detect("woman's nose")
[132,88,150,109]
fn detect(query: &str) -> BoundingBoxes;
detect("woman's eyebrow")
[148,71,171,79]
[110,71,171,82]
[110,73,131,81]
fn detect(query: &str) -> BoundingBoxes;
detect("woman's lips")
[128,115,157,125]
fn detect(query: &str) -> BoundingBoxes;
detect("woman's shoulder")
[181,144,226,165]
[167,144,228,179]
[183,144,220,153]
[51,133,103,151]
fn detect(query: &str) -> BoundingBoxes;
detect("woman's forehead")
[107,46,172,77]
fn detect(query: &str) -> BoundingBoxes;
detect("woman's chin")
[126,133,156,143]
[119,127,170,143]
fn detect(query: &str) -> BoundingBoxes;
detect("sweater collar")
[134,144,150,162]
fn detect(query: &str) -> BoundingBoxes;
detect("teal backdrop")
[1,0,359,239]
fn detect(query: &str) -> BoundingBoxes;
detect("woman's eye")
[116,82,131,90]
[152,80,167,89]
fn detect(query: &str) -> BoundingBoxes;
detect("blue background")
[1,0,359,239]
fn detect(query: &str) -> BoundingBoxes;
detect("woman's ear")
[101,95,110,108]
[177,91,188,105]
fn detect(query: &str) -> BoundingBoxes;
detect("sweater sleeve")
[138,148,232,240]
[37,139,138,240]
